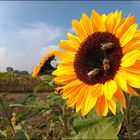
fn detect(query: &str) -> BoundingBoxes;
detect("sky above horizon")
[0,1,140,73]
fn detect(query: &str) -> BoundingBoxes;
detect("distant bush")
[6,67,29,76]
[6,67,14,72]
[14,70,29,75]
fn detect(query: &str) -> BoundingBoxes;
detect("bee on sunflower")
[32,9,140,116]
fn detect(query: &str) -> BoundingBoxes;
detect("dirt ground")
[0,92,48,102]
[0,92,49,116]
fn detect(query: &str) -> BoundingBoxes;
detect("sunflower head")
[32,51,56,77]
[74,32,123,85]
[33,9,140,116]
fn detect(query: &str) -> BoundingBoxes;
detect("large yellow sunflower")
[32,10,140,116]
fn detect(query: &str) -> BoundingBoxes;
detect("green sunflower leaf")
[69,113,124,139]
[9,93,37,107]
[14,131,30,140]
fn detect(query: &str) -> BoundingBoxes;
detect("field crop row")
[0,72,52,93]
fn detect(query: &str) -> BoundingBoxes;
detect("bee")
[103,58,109,64]
[103,63,110,71]
[101,42,114,51]
[103,58,110,71]
[87,68,100,78]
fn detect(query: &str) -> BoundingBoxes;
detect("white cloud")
[39,45,59,56]
[0,46,22,71]
[0,22,65,72]
[14,22,62,48]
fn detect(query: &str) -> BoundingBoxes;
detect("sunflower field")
[1,9,140,140]
[0,73,140,139]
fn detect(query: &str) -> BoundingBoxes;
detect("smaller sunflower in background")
[32,51,56,77]
[32,9,140,116]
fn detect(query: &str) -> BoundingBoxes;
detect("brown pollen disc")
[74,32,123,85]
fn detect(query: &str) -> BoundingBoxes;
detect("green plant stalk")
[0,97,16,136]
[124,94,133,140]
[62,105,69,136]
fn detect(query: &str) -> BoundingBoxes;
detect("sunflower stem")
[0,97,16,136]
[62,105,69,136]
[124,94,133,139]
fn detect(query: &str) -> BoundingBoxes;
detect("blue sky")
[0,1,140,72]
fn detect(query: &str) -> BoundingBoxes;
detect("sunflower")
[33,10,140,116]
[32,50,56,77]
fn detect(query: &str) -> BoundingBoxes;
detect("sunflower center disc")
[74,32,123,85]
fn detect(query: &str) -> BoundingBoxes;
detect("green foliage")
[69,113,124,139]
[131,96,140,107]
[0,71,15,80]
[0,73,139,139]
[33,75,54,93]
[0,130,7,138]
[10,93,36,107]
[2,91,71,139]
[129,95,140,139]
[15,131,30,140]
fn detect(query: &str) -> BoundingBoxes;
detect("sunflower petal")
[54,50,75,62]
[54,75,76,85]
[105,12,114,32]
[112,11,122,33]
[64,79,83,89]
[114,86,126,108]
[72,19,87,41]
[120,69,140,88]
[53,67,74,76]
[76,84,89,112]
[67,33,81,46]
[62,87,74,99]
[94,96,108,116]
[82,86,97,115]
[91,84,103,97]
[103,80,117,100]
[121,50,139,67]
[101,14,106,25]
[80,13,93,35]
[123,39,140,54]
[127,86,139,96]
[66,86,83,107]
[91,9,105,32]
[115,71,128,91]
[126,62,140,74]
[83,97,97,116]
[59,40,78,52]
[115,16,135,38]
[107,97,116,115]
[120,24,138,47]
